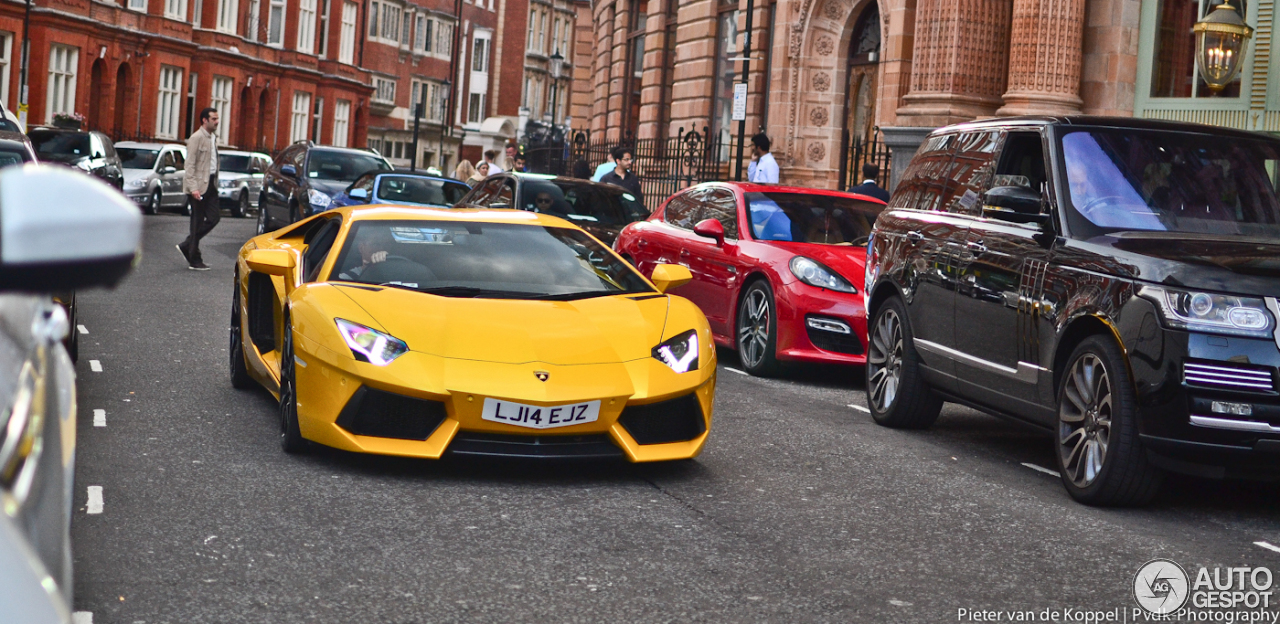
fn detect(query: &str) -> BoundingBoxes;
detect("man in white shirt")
[484,149,504,174]
[747,132,779,184]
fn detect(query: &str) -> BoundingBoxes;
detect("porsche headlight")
[652,329,699,373]
[335,318,408,365]
[308,189,333,209]
[789,256,857,293]
[1139,286,1274,339]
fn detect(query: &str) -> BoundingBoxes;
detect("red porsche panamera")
[614,182,887,376]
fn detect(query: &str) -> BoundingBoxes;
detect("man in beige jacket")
[176,107,220,270]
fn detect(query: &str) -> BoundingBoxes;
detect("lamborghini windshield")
[331,220,654,299]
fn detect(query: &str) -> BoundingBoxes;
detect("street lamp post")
[439,80,451,172]
[1194,2,1254,93]
[549,50,564,129]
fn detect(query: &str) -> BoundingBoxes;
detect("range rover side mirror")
[0,165,142,291]
[982,185,1051,226]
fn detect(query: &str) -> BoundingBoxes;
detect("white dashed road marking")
[1021,462,1061,478]
[723,367,749,376]
[77,325,88,335]
[847,404,870,413]
[89,360,102,372]
[86,486,104,514]
[1255,541,1280,554]
[72,612,92,624]
[93,409,106,427]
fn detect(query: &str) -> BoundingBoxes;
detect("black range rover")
[864,116,1280,506]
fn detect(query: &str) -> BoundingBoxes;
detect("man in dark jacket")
[848,163,890,203]
[599,147,643,205]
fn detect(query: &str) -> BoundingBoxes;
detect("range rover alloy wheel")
[865,297,941,429]
[146,189,160,215]
[235,191,249,218]
[1055,335,1163,506]
[736,281,780,376]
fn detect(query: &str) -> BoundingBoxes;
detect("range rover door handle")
[906,231,924,242]
[966,240,988,253]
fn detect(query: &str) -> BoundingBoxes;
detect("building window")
[128,0,146,11]
[415,14,425,50]
[1149,0,1243,98]
[217,0,238,33]
[268,0,286,45]
[436,21,452,57]
[247,0,261,40]
[376,2,401,43]
[312,97,323,142]
[712,7,738,160]
[334,99,351,147]
[291,91,311,142]
[402,12,412,46]
[622,0,648,137]
[423,17,433,52]
[0,33,10,109]
[165,0,187,19]
[46,45,78,122]
[471,35,489,72]
[368,1,378,37]
[374,77,396,104]
[211,76,233,145]
[297,0,317,52]
[340,2,357,63]
[467,93,483,124]
[156,65,182,139]
[527,8,536,51]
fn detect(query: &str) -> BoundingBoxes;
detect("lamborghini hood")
[335,286,671,365]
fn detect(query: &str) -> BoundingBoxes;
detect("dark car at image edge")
[864,115,1280,506]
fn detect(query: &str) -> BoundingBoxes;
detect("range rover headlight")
[652,329,699,373]
[335,318,408,365]
[1139,286,1274,339]
[789,256,857,293]
[308,189,333,209]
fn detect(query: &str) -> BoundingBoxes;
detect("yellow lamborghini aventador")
[230,206,716,462]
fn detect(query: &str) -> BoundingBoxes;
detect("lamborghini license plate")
[481,398,601,429]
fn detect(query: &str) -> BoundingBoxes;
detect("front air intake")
[1183,361,1276,394]
[335,387,447,440]
[617,393,706,445]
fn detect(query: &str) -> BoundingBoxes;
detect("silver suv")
[216,151,271,218]
[117,141,187,215]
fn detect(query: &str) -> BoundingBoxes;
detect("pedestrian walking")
[599,147,643,205]
[177,107,221,271]
[848,163,891,202]
[454,159,477,182]
[484,149,504,173]
[471,162,490,185]
[747,132,779,184]
[591,151,616,182]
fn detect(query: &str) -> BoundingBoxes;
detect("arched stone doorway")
[89,59,107,133]
[837,3,881,189]
[112,63,132,138]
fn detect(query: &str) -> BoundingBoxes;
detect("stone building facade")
[583,0,1151,189]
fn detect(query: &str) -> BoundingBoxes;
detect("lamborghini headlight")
[1139,286,1274,339]
[652,329,699,373]
[790,256,857,293]
[335,318,408,365]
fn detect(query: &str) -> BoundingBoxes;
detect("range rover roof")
[933,115,1277,142]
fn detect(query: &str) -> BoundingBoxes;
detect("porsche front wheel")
[736,281,780,377]
[279,313,308,454]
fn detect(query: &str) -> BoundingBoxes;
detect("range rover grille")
[1183,361,1276,394]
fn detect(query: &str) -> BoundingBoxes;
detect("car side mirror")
[161,166,176,174]
[245,249,295,276]
[0,165,141,291]
[650,263,692,293]
[983,185,1051,226]
[693,218,725,247]
[280,164,297,178]
[349,188,368,200]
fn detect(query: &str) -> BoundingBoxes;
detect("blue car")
[331,171,472,209]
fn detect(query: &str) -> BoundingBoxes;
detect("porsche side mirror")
[245,249,295,276]
[650,263,692,293]
[0,165,141,292]
[350,188,368,200]
[693,218,725,247]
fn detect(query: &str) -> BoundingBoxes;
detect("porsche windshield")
[746,192,885,245]
[331,220,654,299]
[1061,129,1280,239]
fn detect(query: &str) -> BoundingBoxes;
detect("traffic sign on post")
[732,83,747,122]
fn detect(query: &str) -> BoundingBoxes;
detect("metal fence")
[837,127,891,191]
[523,127,730,211]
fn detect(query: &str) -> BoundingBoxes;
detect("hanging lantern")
[1193,2,1254,92]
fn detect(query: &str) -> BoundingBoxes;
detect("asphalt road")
[68,213,1280,623]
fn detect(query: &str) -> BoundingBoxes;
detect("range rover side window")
[994,132,1048,196]
[940,131,1002,216]
[889,133,957,213]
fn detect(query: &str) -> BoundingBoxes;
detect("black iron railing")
[837,126,891,191]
